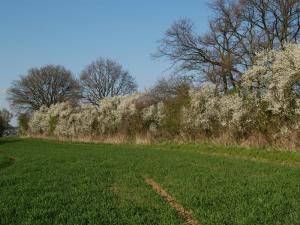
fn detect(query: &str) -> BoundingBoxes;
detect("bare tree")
[155,0,300,93]
[155,18,242,93]
[80,58,137,106]
[7,65,81,111]
[147,74,192,102]
[239,0,300,50]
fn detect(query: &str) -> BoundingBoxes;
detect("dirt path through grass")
[144,177,200,225]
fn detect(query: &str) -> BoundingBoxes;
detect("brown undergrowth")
[23,131,300,152]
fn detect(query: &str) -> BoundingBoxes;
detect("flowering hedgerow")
[28,93,166,137]
[27,44,300,147]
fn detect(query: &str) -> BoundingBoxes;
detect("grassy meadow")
[0,138,299,225]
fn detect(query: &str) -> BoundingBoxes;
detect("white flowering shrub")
[58,105,100,137]
[29,105,52,135]
[218,94,245,133]
[242,44,300,135]
[49,103,75,136]
[181,84,222,135]
[97,94,141,135]
[26,44,299,148]
[182,43,300,140]
[141,102,165,134]
[27,93,166,137]
[29,102,76,136]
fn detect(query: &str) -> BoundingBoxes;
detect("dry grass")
[23,131,300,151]
[190,132,300,152]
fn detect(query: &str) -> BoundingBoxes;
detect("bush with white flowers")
[26,44,299,148]
[181,84,221,135]
[242,44,300,135]
[28,93,165,137]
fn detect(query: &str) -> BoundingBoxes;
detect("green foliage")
[0,116,5,137]
[18,113,29,135]
[91,118,100,136]
[120,111,144,137]
[161,84,190,136]
[0,138,300,225]
[48,116,58,135]
[0,109,12,136]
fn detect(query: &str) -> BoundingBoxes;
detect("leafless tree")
[155,18,242,93]
[80,58,137,106]
[155,0,300,93]
[147,74,192,102]
[239,0,300,50]
[7,65,81,111]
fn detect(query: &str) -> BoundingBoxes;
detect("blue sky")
[0,0,211,111]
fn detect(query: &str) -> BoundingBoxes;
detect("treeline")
[6,0,300,149]
[21,44,300,150]
[8,58,137,111]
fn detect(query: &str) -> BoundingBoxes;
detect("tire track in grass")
[144,177,200,225]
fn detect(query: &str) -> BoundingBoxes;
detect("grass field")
[0,138,299,225]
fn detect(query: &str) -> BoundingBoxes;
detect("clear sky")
[0,0,211,111]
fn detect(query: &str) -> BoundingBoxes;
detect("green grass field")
[0,138,299,225]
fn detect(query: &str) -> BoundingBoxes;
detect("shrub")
[160,83,190,137]
[0,116,5,137]
[241,43,300,137]
[181,84,222,137]
[48,116,58,136]
[18,113,30,135]
[25,44,300,149]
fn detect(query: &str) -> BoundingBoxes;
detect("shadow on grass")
[0,156,15,169]
[0,138,21,145]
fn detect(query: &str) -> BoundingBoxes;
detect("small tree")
[0,108,12,137]
[18,113,30,135]
[80,58,137,106]
[0,116,5,137]
[148,75,191,136]
[147,74,192,102]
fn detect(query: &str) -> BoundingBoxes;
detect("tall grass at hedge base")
[25,131,299,152]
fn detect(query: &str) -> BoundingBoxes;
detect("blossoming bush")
[181,44,299,145]
[141,102,165,134]
[28,93,166,138]
[29,105,51,135]
[26,44,300,149]
[181,84,221,136]
[181,85,246,138]
[241,44,300,136]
